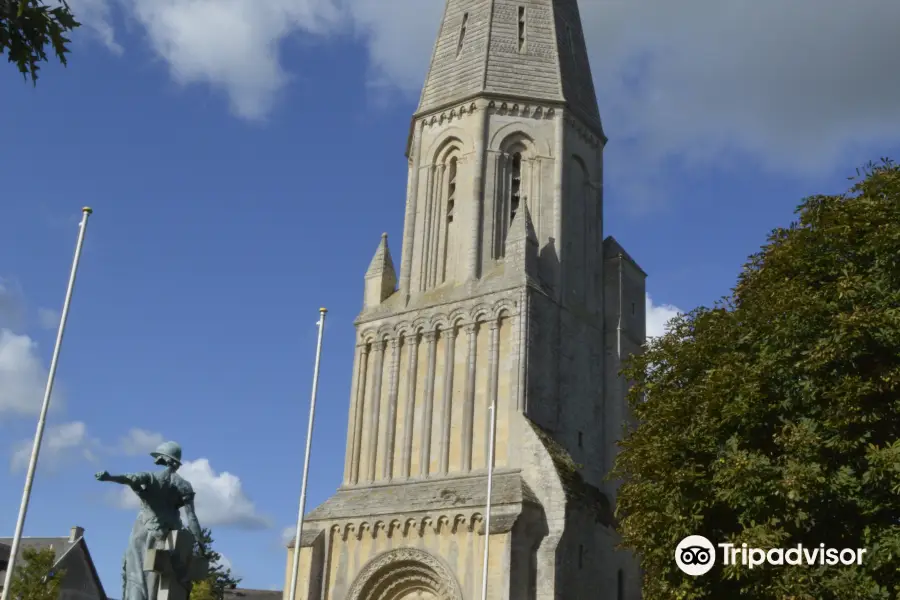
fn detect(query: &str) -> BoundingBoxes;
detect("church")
[285,0,645,598]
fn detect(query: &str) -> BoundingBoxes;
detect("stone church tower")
[286,0,645,598]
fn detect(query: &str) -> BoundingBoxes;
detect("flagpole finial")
[319,307,327,314]
[82,207,93,215]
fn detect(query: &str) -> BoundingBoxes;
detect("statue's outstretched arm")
[95,470,150,491]
[183,500,206,556]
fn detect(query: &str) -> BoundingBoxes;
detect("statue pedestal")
[144,530,209,600]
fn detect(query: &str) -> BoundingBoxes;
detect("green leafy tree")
[7,547,66,600]
[1,0,80,83]
[613,160,900,599]
[191,528,240,600]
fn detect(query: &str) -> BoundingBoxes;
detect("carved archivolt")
[359,301,517,345]
[331,511,487,542]
[346,547,463,600]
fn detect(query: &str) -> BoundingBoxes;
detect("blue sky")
[2,0,899,594]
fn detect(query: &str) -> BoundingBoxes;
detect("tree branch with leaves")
[0,0,80,83]
[612,160,900,599]
[7,547,66,600]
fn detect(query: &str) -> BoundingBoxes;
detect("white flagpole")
[1,208,93,600]
[288,308,327,600]
[481,401,498,600]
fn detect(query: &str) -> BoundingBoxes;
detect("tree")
[612,160,900,599]
[1,0,80,83]
[7,547,66,600]
[191,528,240,600]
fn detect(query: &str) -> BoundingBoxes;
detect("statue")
[96,441,207,600]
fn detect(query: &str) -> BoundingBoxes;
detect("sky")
[2,0,900,594]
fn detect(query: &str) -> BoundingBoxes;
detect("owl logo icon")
[675,535,716,576]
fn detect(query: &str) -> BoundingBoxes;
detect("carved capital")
[424,331,438,343]
[388,338,400,350]
[464,323,478,336]
[489,320,501,332]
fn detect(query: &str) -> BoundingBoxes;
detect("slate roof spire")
[416,0,601,130]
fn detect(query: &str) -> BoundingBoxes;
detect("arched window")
[440,157,458,282]
[493,136,533,259]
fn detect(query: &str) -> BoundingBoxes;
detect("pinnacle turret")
[363,233,397,307]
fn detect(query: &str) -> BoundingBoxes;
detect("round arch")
[346,548,463,600]
[489,123,552,156]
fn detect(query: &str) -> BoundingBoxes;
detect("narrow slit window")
[578,545,584,569]
[510,153,522,224]
[631,302,636,315]
[518,7,526,52]
[457,13,469,57]
[577,431,583,448]
[617,570,624,600]
[447,158,457,223]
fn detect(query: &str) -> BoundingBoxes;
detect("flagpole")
[481,401,498,600]
[1,208,93,600]
[288,308,327,600]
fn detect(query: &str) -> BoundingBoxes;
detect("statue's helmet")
[150,441,182,467]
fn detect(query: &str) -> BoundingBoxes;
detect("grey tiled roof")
[0,536,106,600]
[224,588,282,600]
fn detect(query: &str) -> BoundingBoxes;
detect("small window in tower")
[617,569,624,600]
[578,431,583,448]
[510,153,522,224]
[457,13,469,58]
[518,7,526,52]
[631,302,636,315]
[578,545,584,569]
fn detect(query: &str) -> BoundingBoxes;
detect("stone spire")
[363,233,397,307]
[416,0,601,130]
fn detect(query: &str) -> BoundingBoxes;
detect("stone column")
[382,339,401,481]
[429,165,446,289]
[401,333,420,479]
[469,101,489,280]
[419,331,438,477]
[461,323,479,472]
[419,166,435,292]
[366,340,386,483]
[399,122,423,298]
[349,344,370,485]
[344,344,362,485]
[554,111,566,298]
[485,320,500,462]
[438,326,458,474]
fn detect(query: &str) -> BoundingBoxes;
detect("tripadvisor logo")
[675,535,867,576]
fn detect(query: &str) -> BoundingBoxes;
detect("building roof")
[0,533,107,600]
[417,0,602,133]
[224,588,282,600]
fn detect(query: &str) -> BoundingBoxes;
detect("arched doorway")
[346,548,463,600]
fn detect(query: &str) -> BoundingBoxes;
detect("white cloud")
[281,525,296,547]
[645,294,680,340]
[37,308,61,331]
[0,279,25,330]
[10,421,99,472]
[69,0,900,202]
[118,428,166,456]
[116,457,270,529]
[69,0,123,53]
[0,329,60,419]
